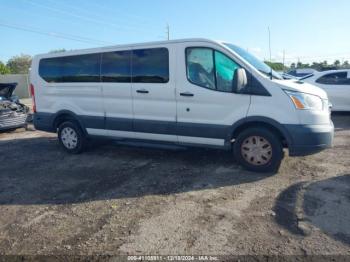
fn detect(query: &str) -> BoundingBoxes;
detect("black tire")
[233,127,284,173]
[58,121,86,154]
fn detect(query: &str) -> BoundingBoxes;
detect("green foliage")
[264,61,285,71]
[294,60,350,71]
[281,60,350,72]
[0,61,11,74]
[6,54,32,74]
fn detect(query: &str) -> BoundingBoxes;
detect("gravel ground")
[0,114,349,257]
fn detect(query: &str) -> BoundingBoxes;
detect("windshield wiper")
[259,70,271,78]
[259,70,282,80]
[270,68,273,80]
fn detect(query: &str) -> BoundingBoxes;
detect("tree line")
[1,52,350,75]
[0,50,66,75]
[266,60,350,72]
[0,54,32,74]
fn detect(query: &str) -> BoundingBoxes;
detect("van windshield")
[224,43,282,80]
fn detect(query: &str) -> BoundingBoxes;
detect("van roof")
[34,38,222,58]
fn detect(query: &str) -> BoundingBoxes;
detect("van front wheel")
[233,128,283,173]
[58,121,85,154]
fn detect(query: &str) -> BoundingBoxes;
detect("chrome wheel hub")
[61,127,78,149]
[241,136,272,166]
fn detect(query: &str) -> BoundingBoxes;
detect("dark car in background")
[0,83,29,131]
[287,68,318,78]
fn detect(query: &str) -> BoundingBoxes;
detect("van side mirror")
[232,68,248,93]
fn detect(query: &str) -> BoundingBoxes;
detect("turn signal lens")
[284,90,323,111]
[290,96,305,109]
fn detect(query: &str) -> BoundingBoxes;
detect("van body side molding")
[33,112,231,140]
[33,112,334,155]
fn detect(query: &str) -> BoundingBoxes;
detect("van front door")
[131,47,177,142]
[176,45,251,147]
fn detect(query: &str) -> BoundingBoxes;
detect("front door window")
[186,47,241,92]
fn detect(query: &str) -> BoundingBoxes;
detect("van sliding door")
[131,46,177,142]
[101,50,134,137]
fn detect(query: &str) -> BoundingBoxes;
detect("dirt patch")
[0,114,349,255]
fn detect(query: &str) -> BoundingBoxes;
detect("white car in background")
[301,70,350,111]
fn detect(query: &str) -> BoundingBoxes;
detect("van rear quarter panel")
[41,84,103,116]
[31,56,104,119]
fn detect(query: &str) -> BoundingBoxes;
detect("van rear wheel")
[233,128,283,173]
[58,121,85,154]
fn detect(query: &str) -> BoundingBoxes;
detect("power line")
[280,51,350,60]
[2,3,89,30]
[297,53,350,60]
[272,51,350,64]
[24,0,158,34]
[0,22,112,45]
[268,26,272,62]
[48,0,160,30]
[282,54,350,63]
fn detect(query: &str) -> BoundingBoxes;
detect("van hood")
[274,79,328,100]
[0,83,17,99]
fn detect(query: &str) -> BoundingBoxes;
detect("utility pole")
[166,23,170,41]
[282,50,285,71]
[268,26,272,62]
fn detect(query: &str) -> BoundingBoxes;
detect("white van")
[30,39,334,173]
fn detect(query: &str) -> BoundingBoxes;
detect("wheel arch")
[53,110,87,135]
[229,116,293,148]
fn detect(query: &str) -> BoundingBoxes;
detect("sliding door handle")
[180,92,194,97]
[136,89,149,94]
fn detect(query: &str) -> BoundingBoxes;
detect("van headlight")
[284,90,323,111]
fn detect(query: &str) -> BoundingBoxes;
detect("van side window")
[186,48,215,90]
[101,51,131,83]
[215,51,240,92]
[39,54,100,83]
[186,48,241,92]
[316,72,349,85]
[132,48,169,83]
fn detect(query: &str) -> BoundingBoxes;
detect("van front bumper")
[285,122,334,156]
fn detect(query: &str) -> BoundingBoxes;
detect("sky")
[1,0,350,65]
